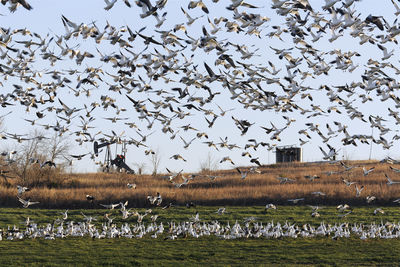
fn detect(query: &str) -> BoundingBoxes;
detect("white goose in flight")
[100,203,120,210]
[389,166,400,173]
[18,197,39,208]
[385,173,400,186]
[377,44,394,61]
[17,185,29,196]
[341,178,356,187]
[236,167,248,180]
[319,145,338,161]
[366,196,376,204]
[287,198,304,204]
[362,167,375,176]
[355,185,364,197]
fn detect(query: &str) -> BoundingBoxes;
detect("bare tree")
[199,151,219,174]
[7,130,72,187]
[45,131,71,164]
[10,130,46,182]
[149,148,162,176]
[133,162,147,175]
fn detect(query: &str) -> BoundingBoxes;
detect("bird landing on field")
[319,144,339,161]
[265,204,276,211]
[341,178,356,187]
[287,198,304,204]
[362,167,375,176]
[385,173,400,185]
[355,185,364,197]
[18,197,39,208]
[366,195,376,204]
[215,207,227,215]
[304,175,320,181]
[127,183,137,189]
[373,208,384,215]
[17,185,29,196]
[236,167,248,180]
[86,194,95,202]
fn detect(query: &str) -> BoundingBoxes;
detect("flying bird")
[18,197,39,208]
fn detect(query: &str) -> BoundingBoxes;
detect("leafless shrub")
[6,130,71,188]
[199,151,219,174]
[133,162,147,175]
[149,148,162,176]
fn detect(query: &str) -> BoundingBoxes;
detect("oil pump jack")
[93,140,134,173]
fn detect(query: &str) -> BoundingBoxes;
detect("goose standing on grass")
[265,204,277,211]
[60,210,68,220]
[215,207,226,215]
[373,208,384,215]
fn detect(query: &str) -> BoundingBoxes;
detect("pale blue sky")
[1,0,399,173]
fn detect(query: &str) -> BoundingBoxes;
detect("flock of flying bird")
[2,0,400,240]
[0,0,400,171]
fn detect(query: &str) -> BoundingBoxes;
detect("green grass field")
[1,206,400,266]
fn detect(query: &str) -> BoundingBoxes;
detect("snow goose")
[18,197,39,208]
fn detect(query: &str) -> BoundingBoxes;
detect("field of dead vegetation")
[1,160,400,208]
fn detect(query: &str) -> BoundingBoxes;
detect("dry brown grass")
[1,160,400,208]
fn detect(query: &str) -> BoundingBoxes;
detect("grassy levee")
[1,237,400,266]
[1,206,400,266]
[1,160,400,208]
